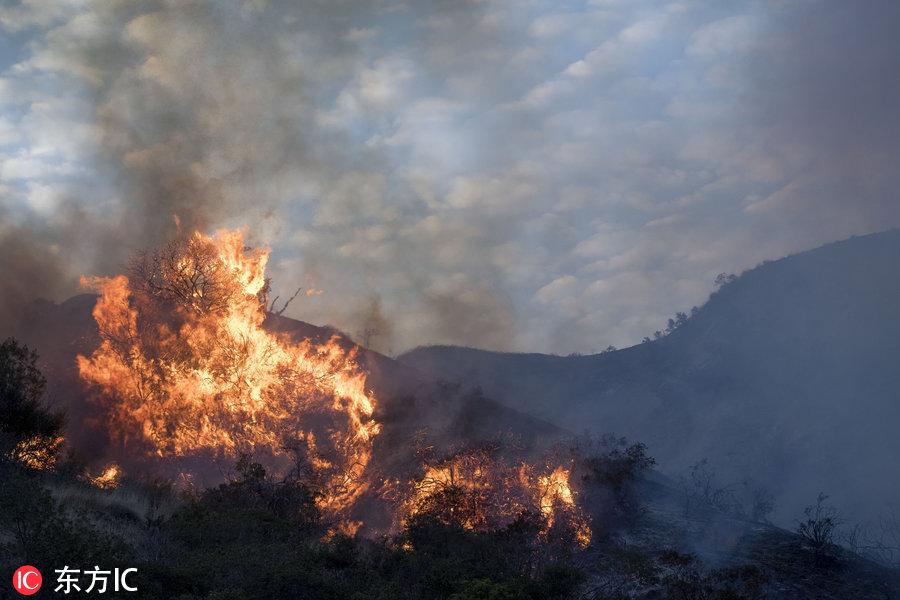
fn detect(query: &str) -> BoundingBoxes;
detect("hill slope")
[399,230,900,525]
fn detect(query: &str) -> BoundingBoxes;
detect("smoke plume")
[2,0,899,352]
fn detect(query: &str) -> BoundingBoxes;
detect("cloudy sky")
[1,0,898,354]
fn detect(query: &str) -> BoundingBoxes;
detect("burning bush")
[75,229,596,543]
[397,443,592,548]
[77,229,380,522]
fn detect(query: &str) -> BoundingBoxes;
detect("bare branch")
[271,286,303,316]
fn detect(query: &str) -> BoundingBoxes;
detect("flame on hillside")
[88,464,121,489]
[398,448,591,547]
[77,229,379,519]
[10,435,64,470]
[75,228,591,545]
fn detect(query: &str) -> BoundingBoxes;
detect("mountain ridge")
[398,229,900,526]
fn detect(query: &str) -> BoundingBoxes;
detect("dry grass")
[45,476,180,560]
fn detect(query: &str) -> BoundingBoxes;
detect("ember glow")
[77,229,380,518]
[10,435,64,471]
[88,464,121,489]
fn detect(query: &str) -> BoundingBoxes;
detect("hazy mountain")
[399,230,900,526]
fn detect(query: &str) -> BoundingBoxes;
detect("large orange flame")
[77,229,380,517]
[76,228,591,546]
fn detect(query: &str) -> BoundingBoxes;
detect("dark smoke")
[1,0,518,349]
[88,1,367,252]
[1,0,369,331]
[0,222,68,330]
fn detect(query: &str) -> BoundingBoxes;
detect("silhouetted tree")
[714,272,738,288]
[129,236,242,315]
[0,338,63,466]
[796,493,840,560]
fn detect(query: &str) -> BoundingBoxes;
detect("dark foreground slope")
[4,454,899,600]
[399,230,900,525]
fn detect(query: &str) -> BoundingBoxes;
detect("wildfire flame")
[400,449,591,547]
[77,229,380,518]
[536,466,576,527]
[88,464,121,489]
[75,228,591,546]
[10,435,64,470]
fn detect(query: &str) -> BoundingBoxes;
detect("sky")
[1,0,898,355]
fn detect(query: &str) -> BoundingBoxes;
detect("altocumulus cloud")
[0,0,898,354]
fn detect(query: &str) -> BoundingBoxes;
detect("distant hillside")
[399,230,900,525]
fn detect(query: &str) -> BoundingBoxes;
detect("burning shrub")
[398,443,592,548]
[128,236,247,316]
[86,464,122,489]
[10,433,65,470]
[77,229,380,524]
[74,229,598,544]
